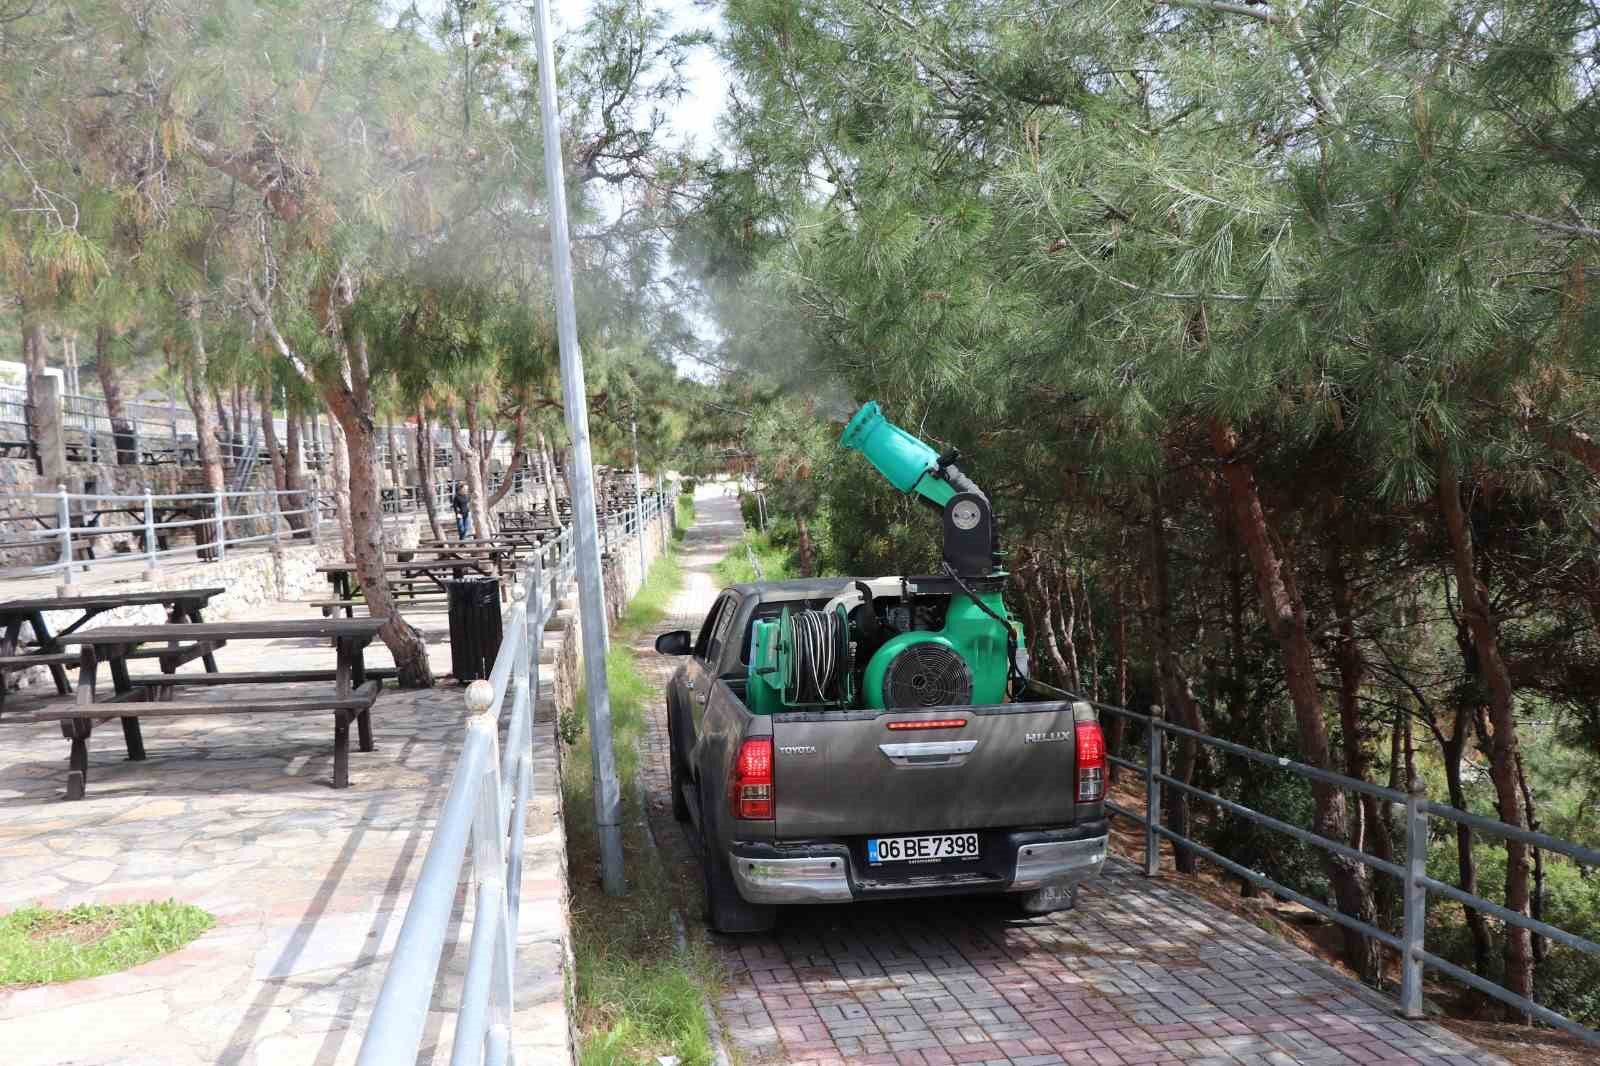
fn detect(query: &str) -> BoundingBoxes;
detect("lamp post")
[532,0,624,896]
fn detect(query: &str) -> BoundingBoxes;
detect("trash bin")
[448,577,503,682]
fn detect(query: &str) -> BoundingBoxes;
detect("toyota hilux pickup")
[655,575,1109,933]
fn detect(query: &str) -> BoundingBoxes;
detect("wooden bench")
[44,617,388,799]
[0,588,225,712]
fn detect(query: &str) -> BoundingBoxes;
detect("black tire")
[698,777,777,934]
[667,700,692,823]
[701,847,778,934]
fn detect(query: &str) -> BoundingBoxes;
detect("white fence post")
[214,490,227,562]
[57,484,76,590]
[143,490,158,580]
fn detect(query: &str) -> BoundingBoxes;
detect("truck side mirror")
[655,630,692,655]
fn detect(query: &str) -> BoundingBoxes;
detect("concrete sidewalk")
[0,598,571,1066]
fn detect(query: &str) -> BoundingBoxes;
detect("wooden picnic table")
[0,588,226,713]
[36,617,390,800]
[315,559,500,617]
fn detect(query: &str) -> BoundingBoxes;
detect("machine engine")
[745,402,1023,714]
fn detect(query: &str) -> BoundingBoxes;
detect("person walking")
[452,483,471,540]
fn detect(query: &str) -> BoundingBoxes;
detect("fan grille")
[882,642,973,708]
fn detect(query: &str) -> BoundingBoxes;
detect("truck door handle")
[878,740,977,767]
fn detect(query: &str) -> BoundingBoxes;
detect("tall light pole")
[631,415,646,577]
[532,0,624,895]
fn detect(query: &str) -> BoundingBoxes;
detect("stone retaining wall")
[538,503,676,1064]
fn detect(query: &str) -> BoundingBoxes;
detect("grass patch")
[617,547,682,637]
[673,493,694,542]
[1,900,214,988]
[712,530,795,586]
[564,553,716,1066]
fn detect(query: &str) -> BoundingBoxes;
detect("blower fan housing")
[868,635,976,709]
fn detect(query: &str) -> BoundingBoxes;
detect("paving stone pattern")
[637,491,1505,1066]
[0,599,571,1066]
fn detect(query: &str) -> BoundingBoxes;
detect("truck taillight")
[1076,721,1105,803]
[733,738,774,820]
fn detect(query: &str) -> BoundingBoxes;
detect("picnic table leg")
[108,652,146,762]
[0,619,19,713]
[183,606,219,672]
[63,718,91,800]
[29,611,72,697]
[353,639,373,753]
[332,710,351,788]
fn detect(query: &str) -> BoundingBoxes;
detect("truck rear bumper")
[729,823,1108,905]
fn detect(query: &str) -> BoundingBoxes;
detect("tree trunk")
[468,385,493,491]
[329,416,354,561]
[1438,452,1534,1014]
[1108,572,1129,781]
[385,418,402,491]
[1052,562,1083,692]
[259,383,286,500]
[95,326,136,465]
[1080,566,1100,702]
[415,407,446,541]
[1441,705,1495,975]
[1029,557,1073,685]
[487,410,528,510]
[324,386,433,688]
[282,399,308,535]
[1212,420,1379,980]
[538,431,563,527]
[23,316,51,443]
[1516,752,1546,970]
[1150,481,1202,874]
[448,407,491,538]
[487,447,528,509]
[794,513,816,576]
[182,297,226,495]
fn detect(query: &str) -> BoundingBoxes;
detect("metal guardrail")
[0,486,336,581]
[0,479,663,582]
[356,494,669,1064]
[1097,702,1600,1046]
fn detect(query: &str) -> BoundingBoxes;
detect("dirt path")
[630,485,745,935]
[627,490,1500,1066]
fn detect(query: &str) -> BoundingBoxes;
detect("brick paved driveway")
[637,491,1502,1066]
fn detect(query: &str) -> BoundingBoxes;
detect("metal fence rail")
[356,494,667,1064]
[1096,701,1600,1047]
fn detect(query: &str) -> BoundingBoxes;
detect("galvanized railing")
[0,487,335,581]
[356,494,670,1063]
[1098,702,1600,1045]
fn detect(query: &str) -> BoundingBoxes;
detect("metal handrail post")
[214,490,227,561]
[143,490,158,578]
[1400,775,1428,1018]
[1145,707,1162,878]
[57,485,75,588]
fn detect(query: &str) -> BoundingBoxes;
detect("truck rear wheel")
[667,701,691,823]
[701,849,777,934]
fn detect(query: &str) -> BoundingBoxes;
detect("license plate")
[867,832,980,865]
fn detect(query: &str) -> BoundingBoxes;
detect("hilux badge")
[1024,731,1070,744]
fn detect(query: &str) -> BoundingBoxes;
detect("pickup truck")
[655,577,1109,933]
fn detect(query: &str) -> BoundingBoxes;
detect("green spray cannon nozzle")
[839,401,956,507]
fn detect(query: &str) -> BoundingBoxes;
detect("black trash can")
[448,577,503,682]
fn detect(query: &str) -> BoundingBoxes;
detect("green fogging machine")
[745,401,1025,714]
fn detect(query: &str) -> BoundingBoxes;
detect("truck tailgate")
[772,703,1080,837]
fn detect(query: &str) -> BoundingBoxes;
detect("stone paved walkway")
[634,490,1504,1066]
[0,598,569,1065]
